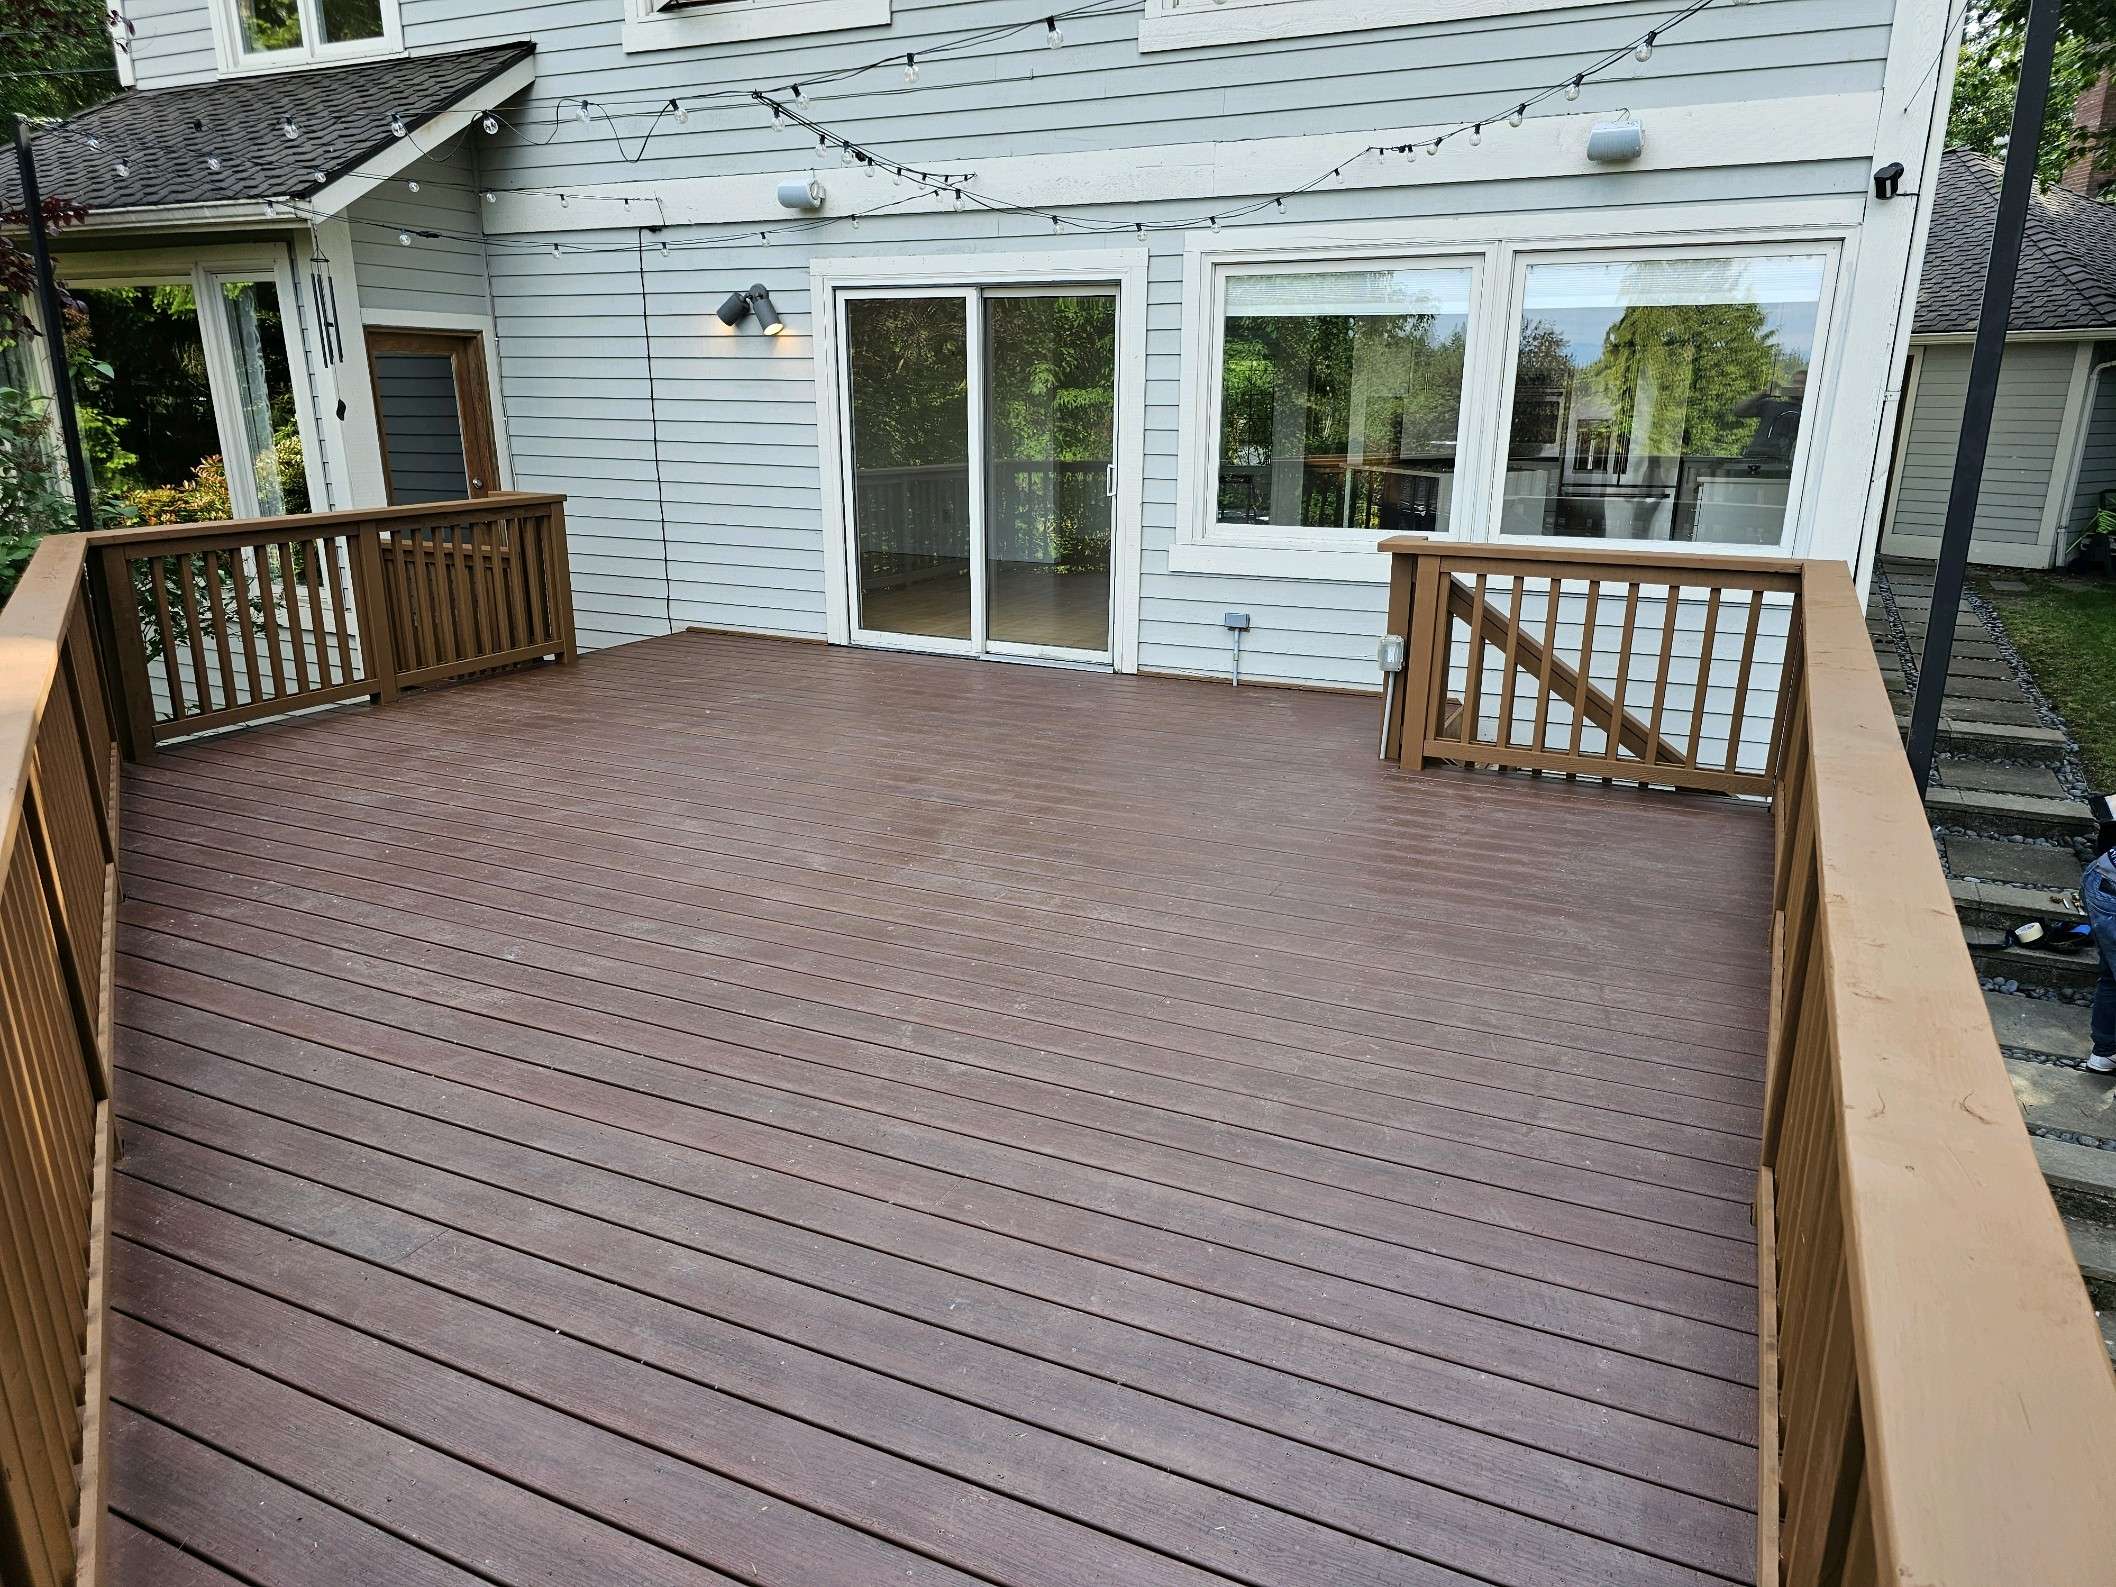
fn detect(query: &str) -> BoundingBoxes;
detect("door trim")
[362,310,512,499]
[811,248,1150,673]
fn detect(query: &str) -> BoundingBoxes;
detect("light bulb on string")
[481,113,500,134]
[550,242,562,257]
[389,114,407,138]
[575,100,594,124]
[672,101,689,125]
[1508,104,1524,128]
[481,190,496,204]
[311,169,326,184]
[1045,16,1063,47]
[281,116,298,140]
[84,134,100,150]
[398,231,412,246]
[114,159,129,177]
[407,179,421,193]
[903,54,919,84]
[1635,32,1654,61]
[1470,124,1481,145]
[206,155,222,172]
[1565,75,1582,100]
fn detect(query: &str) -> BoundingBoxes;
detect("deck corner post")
[1394,546,1444,771]
[348,526,402,705]
[1382,547,1416,763]
[89,543,155,765]
[546,500,579,664]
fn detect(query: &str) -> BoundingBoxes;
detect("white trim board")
[485,92,1881,236]
[808,248,1150,673]
[305,54,536,218]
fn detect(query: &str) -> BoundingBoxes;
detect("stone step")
[1888,674,2033,704]
[1955,876,2087,931]
[1890,692,2047,727]
[1926,786,2098,841]
[1973,934,2102,990]
[2008,1056,2116,1139]
[1895,713,2070,762]
[2061,1211,2116,1312]
[1931,758,2069,799]
[1987,988,2093,1055]
[2038,1133,2116,1219]
[1944,833,2089,889]
[1878,655,2014,682]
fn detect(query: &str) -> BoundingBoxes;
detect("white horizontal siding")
[349,147,493,322]
[1887,340,2077,562]
[128,0,219,87]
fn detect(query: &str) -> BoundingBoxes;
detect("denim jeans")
[2087,850,2116,1057]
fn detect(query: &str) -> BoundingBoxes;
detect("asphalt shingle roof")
[1915,147,2116,334]
[3,41,532,217]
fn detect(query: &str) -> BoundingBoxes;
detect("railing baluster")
[177,552,213,717]
[1570,579,1599,758]
[1643,583,1680,770]
[204,550,238,710]
[1726,590,1765,775]
[1460,572,1488,748]
[228,544,263,705]
[323,536,356,684]
[253,543,286,701]
[1494,575,1525,750]
[303,537,333,690]
[1691,586,1722,768]
[281,541,312,695]
[147,555,182,722]
[1532,575,1561,753]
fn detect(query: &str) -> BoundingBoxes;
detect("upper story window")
[623,0,890,56]
[1139,0,1592,53]
[216,0,399,69]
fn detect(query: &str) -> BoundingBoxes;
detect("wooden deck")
[102,629,1773,1587]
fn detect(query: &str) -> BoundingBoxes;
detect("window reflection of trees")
[1216,310,1466,532]
[1505,260,1814,545]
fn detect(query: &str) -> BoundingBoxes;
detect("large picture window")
[1212,265,1472,545]
[1498,252,1828,546]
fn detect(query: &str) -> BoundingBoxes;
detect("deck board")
[106,630,1772,1586]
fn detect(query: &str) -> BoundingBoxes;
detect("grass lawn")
[1980,570,2116,790]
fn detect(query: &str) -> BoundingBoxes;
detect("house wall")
[126,0,219,87]
[1884,339,2086,569]
[137,0,1954,683]
[2067,344,2116,541]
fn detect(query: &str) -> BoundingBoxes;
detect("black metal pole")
[1906,0,2062,794]
[12,117,96,534]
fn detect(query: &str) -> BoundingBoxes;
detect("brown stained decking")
[102,630,1772,1587]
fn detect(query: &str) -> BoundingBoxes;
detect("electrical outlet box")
[1222,611,1251,631]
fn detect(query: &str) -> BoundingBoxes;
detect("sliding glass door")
[843,285,1118,662]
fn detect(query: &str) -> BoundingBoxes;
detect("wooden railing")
[1378,537,2116,1582]
[1759,558,2116,1583]
[89,493,574,757]
[0,533,118,1587]
[1379,535,1803,796]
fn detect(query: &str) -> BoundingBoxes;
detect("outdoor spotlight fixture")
[717,284,786,335]
[1872,160,1906,200]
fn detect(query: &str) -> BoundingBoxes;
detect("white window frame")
[210,0,401,74]
[47,244,326,520]
[1486,236,1846,557]
[1139,0,1597,54]
[623,0,889,56]
[1171,208,1857,582]
[1187,247,1497,567]
[810,248,1151,673]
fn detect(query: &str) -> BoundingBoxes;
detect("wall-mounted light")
[776,176,825,211]
[1872,161,1906,200]
[717,283,786,335]
[1585,117,1644,164]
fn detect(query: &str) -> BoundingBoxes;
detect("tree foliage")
[1948,2,2116,184]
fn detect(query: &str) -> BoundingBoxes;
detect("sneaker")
[2089,1053,2116,1074]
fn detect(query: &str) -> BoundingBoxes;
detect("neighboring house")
[11,0,1958,687]
[1883,146,2116,570]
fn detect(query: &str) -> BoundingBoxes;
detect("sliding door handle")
[1105,463,1116,498]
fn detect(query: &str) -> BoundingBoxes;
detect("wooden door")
[367,328,499,504]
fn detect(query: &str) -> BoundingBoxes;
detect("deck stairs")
[1869,559,2116,1358]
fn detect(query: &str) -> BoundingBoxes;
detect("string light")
[1636,31,1656,61]
[113,158,128,177]
[1566,75,1582,100]
[388,114,407,138]
[671,101,690,125]
[205,155,222,172]
[397,230,412,245]
[903,54,919,84]
[792,83,809,105]
[407,179,421,193]
[1046,16,1063,47]
[481,113,500,134]
[1508,105,1524,128]
[281,116,298,140]
[1470,124,1482,145]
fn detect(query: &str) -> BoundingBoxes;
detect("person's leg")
[2087,859,2116,1072]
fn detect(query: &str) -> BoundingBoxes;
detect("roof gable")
[1915,148,2116,335]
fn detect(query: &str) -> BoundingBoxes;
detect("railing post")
[347,526,401,706]
[545,499,579,663]
[88,545,155,765]
[1396,546,1444,770]
[1381,545,1415,764]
